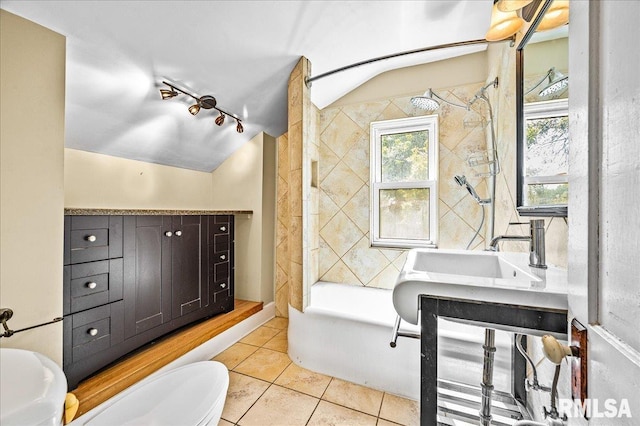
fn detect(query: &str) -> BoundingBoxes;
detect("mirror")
[516,0,569,217]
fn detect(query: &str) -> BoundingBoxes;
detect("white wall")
[65,148,214,209]
[0,10,66,364]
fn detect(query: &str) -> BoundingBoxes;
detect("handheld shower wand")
[454,175,491,205]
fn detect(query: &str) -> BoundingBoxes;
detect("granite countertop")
[65,208,253,216]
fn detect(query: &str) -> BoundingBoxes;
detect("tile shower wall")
[281,56,319,314]
[318,83,494,289]
[487,42,568,268]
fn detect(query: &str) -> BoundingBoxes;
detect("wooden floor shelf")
[72,299,263,418]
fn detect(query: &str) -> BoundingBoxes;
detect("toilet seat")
[85,361,228,426]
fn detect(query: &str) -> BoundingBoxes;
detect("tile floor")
[212,317,419,426]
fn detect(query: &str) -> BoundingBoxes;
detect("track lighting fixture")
[160,81,244,133]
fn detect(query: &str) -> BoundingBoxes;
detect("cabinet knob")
[88,328,98,336]
[86,282,97,289]
[220,254,226,260]
[220,226,227,232]
[85,235,97,242]
[174,230,182,237]
[220,283,227,289]
[165,231,173,237]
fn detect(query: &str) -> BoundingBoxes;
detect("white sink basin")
[0,348,67,426]
[393,249,568,325]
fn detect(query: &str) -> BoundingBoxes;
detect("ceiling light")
[486,3,523,41]
[188,104,201,115]
[536,0,569,31]
[160,89,178,100]
[160,81,244,133]
[497,0,533,12]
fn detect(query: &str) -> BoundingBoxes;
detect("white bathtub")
[288,282,512,400]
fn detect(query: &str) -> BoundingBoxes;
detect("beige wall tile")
[319,108,340,133]
[321,161,364,208]
[342,236,390,285]
[341,100,390,130]
[319,237,339,277]
[289,75,303,125]
[375,102,407,122]
[342,133,370,182]
[320,211,363,257]
[319,190,340,228]
[321,111,364,159]
[366,263,401,290]
[319,142,340,182]
[321,260,362,286]
[342,184,370,234]
[289,121,303,171]
[290,216,303,264]
[322,378,384,416]
[275,285,289,318]
[263,317,289,329]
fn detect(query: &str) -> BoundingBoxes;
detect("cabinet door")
[171,215,208,318]
[123,216,172,339]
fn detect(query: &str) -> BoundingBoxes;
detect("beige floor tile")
[233,347,291,382]
[379,393,419,426]
[218,419,235,426]
[377,419,402,426]
[308,400,377,426]
[221,371,270,423]
[274,362,331,398]
[263,317,289,330]
[262,329,288,353]
[212,342,259,370]
[239,326,280,346]
[238,384,319,426]
[322,378,384,416]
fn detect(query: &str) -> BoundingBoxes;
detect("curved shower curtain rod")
[304,37,512,87]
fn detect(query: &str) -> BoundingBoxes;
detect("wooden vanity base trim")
[72,300,263,418]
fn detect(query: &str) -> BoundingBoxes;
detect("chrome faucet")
[488,219,547,269]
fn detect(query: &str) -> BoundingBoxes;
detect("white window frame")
[522,98,569,205]
[370,115,438,249]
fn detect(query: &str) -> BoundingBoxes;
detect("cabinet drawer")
[65,301,124,366]
[65,216,123,264]
[63,259,123,315]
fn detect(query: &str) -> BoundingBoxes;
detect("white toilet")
[0,348,229,426]
[80,361,229,426]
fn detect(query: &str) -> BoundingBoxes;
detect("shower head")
[411,89,440,111]
[454,175,490,205]
[539,68,568,97]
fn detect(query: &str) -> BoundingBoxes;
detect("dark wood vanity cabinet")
[63,214,234,389]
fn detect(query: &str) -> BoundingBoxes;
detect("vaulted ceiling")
[1,1,492,171]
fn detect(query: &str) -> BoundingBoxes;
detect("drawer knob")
[175,230,182,237]
[85,235,97,242]
[88,328,98,336]
[220,254,226,260]
[220,283,227,289]
[165,231,173,237]
[86,282,97,289]
[220,226,227,232]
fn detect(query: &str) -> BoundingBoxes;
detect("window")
[370,116,438,248]
[521,99,569,212]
